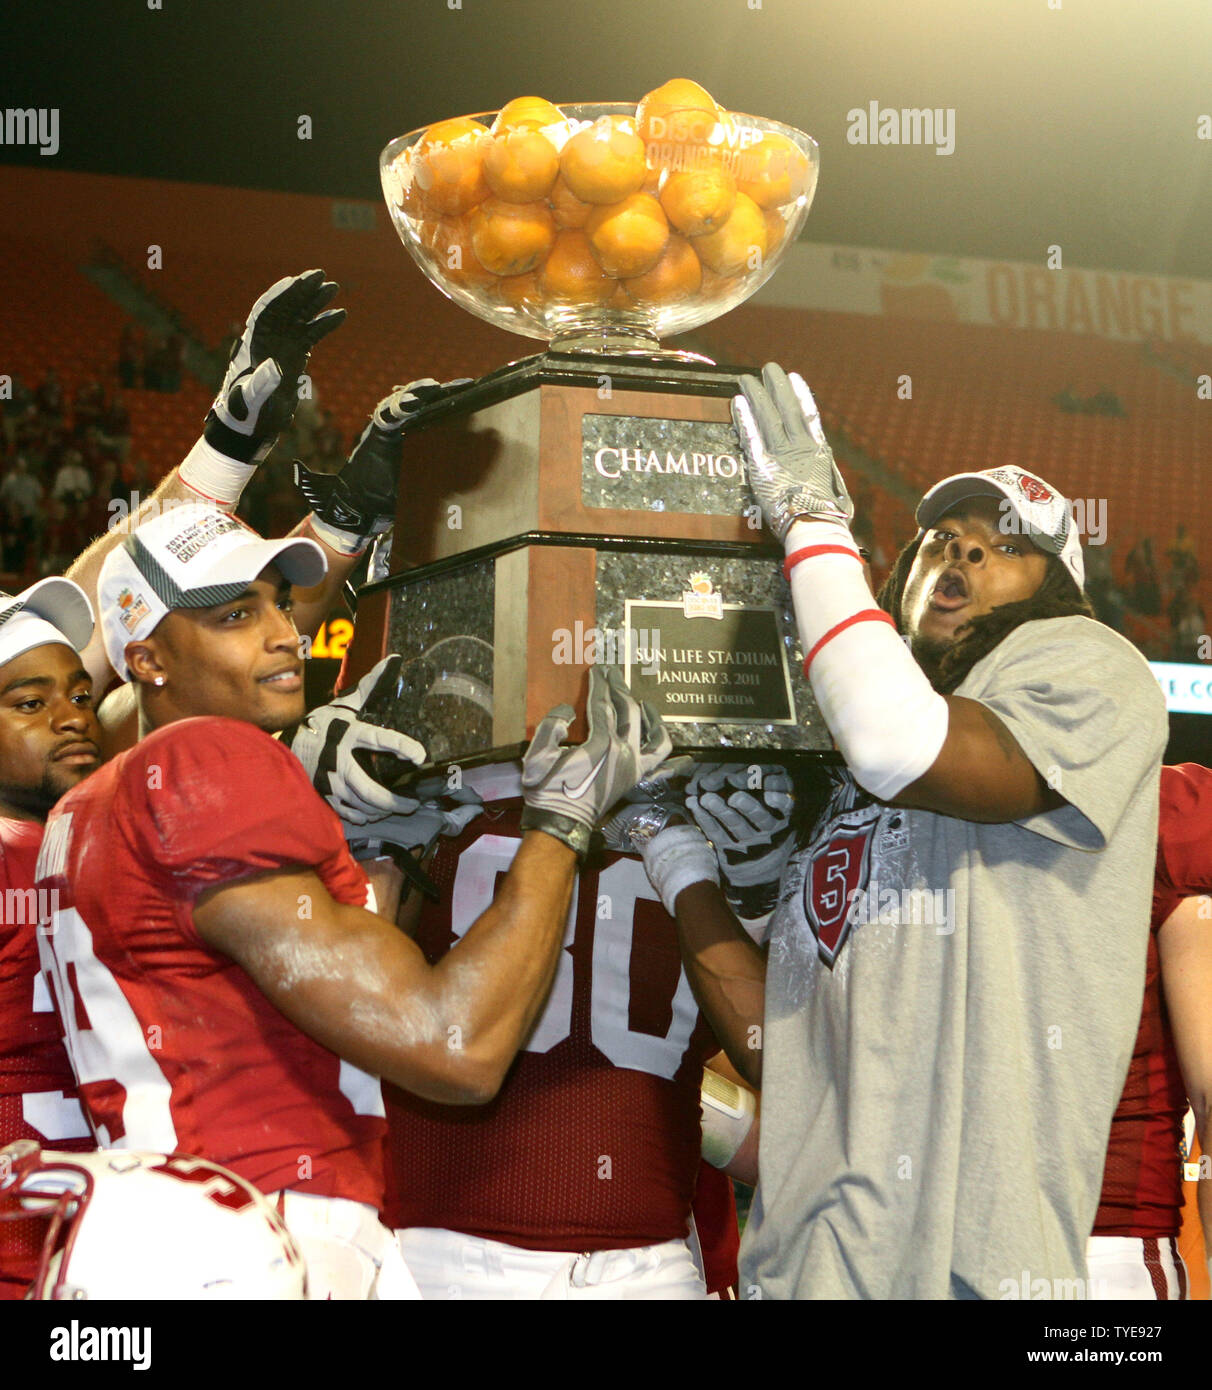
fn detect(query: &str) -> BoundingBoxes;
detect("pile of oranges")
[393,81,813,318]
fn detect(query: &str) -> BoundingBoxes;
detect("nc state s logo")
[1017,474,1052,504]
[803,812,879,967]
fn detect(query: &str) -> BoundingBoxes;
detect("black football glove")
[296,377,471,554]
[205,269,346,463]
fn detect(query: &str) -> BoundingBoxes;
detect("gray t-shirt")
[740,616,1167,1300]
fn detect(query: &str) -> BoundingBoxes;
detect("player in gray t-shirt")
[619,364,1166,1299]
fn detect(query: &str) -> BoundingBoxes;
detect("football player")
[34,501,668,1298]
[1089,763,1212,1298]
[377,759,771,1299]
[640,363,1165,1298]
[0,579,101,1298]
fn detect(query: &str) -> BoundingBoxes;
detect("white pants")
[1086,1235,1188,1300]
[272,1191,421,1300]
[397,1226,708,1300]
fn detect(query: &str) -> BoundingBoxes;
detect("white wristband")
[701,1067,757,1168]
[305,514,371,558]
[784,519,949,801]
[178,435,258,509]
[641,824,719,916]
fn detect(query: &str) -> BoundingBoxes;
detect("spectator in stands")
[1125,537,1161,616]
[1166,524,1199,592]
[72,379,105,435]
[51,449,92,504]
[1082,542,1126,634]
[118,324,141,389]
[101,392,131,457]
[34,369,64,421]
[0,456,44,523]
[1168,588,1206,662]
[1088,387,1126,417]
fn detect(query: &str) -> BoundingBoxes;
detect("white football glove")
[732,363,854,542]
[685,762,796,927]
[287,655,428,825]
[343,778,484,860]
[520,667,671,858]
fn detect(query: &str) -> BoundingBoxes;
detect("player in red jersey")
[384,760,771,1299]
[36,501,668,1298]
[1088,762,1212,1299]
[0,578,102,1298]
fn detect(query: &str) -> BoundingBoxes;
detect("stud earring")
[153,676,165,687]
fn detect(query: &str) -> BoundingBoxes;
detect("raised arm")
[193,834,574,1105]
[196,666,670,1104]
[735,363,1064,823]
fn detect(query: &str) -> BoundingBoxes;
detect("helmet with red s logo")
[0,1140,306,1299]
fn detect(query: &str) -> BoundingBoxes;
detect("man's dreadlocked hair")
[876,533,1095,694]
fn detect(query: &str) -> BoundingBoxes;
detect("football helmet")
[0,1140,306,1299]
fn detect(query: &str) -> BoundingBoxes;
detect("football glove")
[343,779,484,903]
[296,377,472,555]
[732,363,854,542]
[204,270,346,464]
[520,667,671,858]
[286,655,428,825]
[685,762,796,926]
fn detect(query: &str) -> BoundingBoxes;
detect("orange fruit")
[698,264,745,301]
[623,234,702,304]
[419,215,498,288]
[560,117,648,204]
[736,132,812,209]
[636,78,721,147]
[390,149,426,218]
[763,206,787,255]
[586,193,670,278]
[659,168,736,237]
[492,97,566,134]
[691,191,767,275]
[469,198,557,276]
[495,270,543,309]
[412,117,491,216]
[539,229,616,303]
[483,129,560,202]
[549,174,594,228]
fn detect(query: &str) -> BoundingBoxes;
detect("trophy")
[345,85,832,768]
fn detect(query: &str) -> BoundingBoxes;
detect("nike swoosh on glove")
[732,362,854,543]
[296,377,473,554]
[686,762,796,927]
[206,269,346,463]
[520,667,671,857]
[287,655,428,825]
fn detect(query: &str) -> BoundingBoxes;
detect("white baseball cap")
[915,465,1085,589]
[0,578,95,670]
[98,503,327,682]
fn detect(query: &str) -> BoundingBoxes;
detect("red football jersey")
[1094,763,1211,1237]
[0,819,92,1300]
[33,716,386,1210]
[385,788,722,1254]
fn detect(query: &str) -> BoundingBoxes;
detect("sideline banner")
[763,242,1212,346]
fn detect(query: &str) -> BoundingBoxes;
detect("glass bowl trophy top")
[350,91,832,769]
[380,101,819,358]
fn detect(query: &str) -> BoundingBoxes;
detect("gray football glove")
[343,778,484,858]
[686,762,795,924]
[732,362,854,543]
[206,269,346,463]
[520,667,672,858]
[287,655,428,825]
